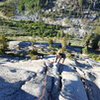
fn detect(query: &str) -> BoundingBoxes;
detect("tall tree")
[83,29,93,47]
[0,35,7,53]
[62,37,67,50]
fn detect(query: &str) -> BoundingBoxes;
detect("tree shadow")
[0,77,38,100]
[58,64,76,73]
[59,80,87,100]
[67,45,83,53]
[74,60,92,69]
[85,79,100,100]
[0,54,28,64]
[18,41,31,48]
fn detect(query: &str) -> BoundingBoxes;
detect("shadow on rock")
[75,60,92,69]
[85,79,100,100]
[59,64,76,73]
[0,77,38,100]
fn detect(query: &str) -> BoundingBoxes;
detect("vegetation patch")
[89,53,100,62]
[66,53,74,59]
[0,18,61,37]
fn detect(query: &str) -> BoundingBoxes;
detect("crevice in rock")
[39,62,62,100]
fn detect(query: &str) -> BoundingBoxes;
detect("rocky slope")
[0,55,100,100]
[0,0,99,36]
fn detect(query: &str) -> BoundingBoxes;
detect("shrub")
[0,49,4,55]
[82,47,88,54]
[91,34,100,50]
[28,48,38,55]
[28,48,39,60]
[31,55,38,60]
[61,37,67,50]
[0,35,8,50]
[89,53,100,62]
[66,53,74,59]
[19,53,25,57]
[49,50,56,55]
[7,52,17,57]
[48,38,54,47]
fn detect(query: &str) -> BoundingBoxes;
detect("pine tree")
[91,26,100,50]
[83,29,93,47]
[91,34,100,50]
[62,37,67,50]
[0,35,7,54]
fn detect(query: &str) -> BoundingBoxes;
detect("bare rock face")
[59,72,88,100]
[0,56,100,100]
[0,60,48,100]
[0,65,37,100]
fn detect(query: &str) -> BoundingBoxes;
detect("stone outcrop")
[0,56,100,100]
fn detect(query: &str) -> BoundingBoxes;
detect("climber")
[55,49,66,64]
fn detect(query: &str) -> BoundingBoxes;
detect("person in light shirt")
[55,49,66,64]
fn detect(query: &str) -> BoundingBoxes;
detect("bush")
[7,52,17,56]
[0,35,8,51]
[28,48,39,60]
[48,38,54,47]
[82,47,88,54]
[49,50,56,55]
[0,49,4,55]
[91,34,100,50]
[62,37,67,50]
[19,53,25,57]
[89,53,100,62]
[31,55,38,60]
[66,53,74,59]
[28,48,38,55]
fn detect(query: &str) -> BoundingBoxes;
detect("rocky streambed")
[0,56,100,100]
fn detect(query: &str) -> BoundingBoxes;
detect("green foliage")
[0,1,16,17]
[0,49,4,55]
[83,29,93,47]
[66,53,74,59]
[31,55,38,60]
[91,34,100,50]
[49,50,56,55]
[0,34,7,51]
[28,48,46,59]
[47,38,53,47]
[78,0,83,7]
[62,37,67,50]
[0,19,60,37]
[8,52,25,57]
[28,48,38,59]
[91,26,100,49]
[83,26,100,50]
[82,47,88,54]
[89,53,100,62]
[7,52,17,57]
[28,48,38,55]
[19,53,25,57]
[18,0,48,13]
[58,29,65,38]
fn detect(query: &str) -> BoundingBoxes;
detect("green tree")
[83,26,100,50]
[59,29,65,38]
[62,37,67,50]
[91,34,100,50]
[48,38,54,47]
[78,0,83,7]
[0,35,8,54]
[83,29,93,47]
[91,26,100,50]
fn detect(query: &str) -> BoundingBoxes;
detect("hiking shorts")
[59,53,66,59]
